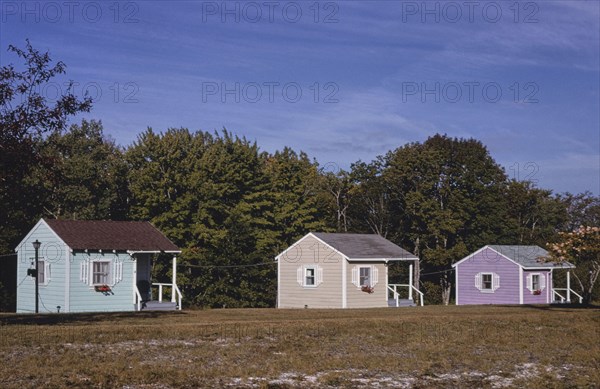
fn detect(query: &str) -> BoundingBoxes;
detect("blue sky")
[2,0,599,194]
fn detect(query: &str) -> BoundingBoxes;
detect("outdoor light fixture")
[32,239,41,314]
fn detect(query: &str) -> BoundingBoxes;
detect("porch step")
[551,300,574,305]
[141,301,178,311]
[388,298,416,307]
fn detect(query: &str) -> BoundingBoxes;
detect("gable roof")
[487,245,573,268]
[311,233,418,260]
[453,245,574,269]
[43,219,180,252]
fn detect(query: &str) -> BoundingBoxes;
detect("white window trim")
[92,260,112,286]
[475,272,500,293]
[359,266,371,287]
[351,265,379,288]
[37,258,51,286]
[296,265,323,288]
[304,265,317,288]
[80,258,123,288]
[526,272,546,293]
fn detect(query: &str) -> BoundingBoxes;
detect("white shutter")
[352,266,359,287]
[493,273,500,291]
[540,274,546,290]
[526,274,533,291]
[372,266,379,286]
[297,266,303,286]
[475,272,482,290]
[112,261,123,286]
[45,263,51,285]
[316,266,323,286]
[80,260,89,285]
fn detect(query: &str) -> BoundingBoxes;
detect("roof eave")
[126,250,182,255]
[347,257,419,262]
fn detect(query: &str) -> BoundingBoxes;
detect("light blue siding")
[69,251,136,312]
[17,220,138,313]
[16,221,67,313]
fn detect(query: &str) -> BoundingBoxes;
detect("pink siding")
[456,247,520,305]
[522,270,552,304]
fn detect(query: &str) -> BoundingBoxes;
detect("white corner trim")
[64,243,70,313]
[277,252,281,308]
[455,267,459,305]
[342,258,347,308]
[519,267,524,304]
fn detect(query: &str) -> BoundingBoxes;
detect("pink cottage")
[452,245,580,305]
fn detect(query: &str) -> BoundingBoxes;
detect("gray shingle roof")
[44,219,180,252]
[487,245,574,268]
[312,233,418,260]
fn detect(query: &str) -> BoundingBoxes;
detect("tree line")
[2,41,599,308]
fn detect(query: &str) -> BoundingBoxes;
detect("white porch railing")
[552,288,583,304]
[388,284,424,307]
[133,285,143,311]
[152,283,182,310]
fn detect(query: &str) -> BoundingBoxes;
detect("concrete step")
[141,301,178,311]
[388,298,416,307]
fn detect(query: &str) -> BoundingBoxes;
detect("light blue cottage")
[15,218,182,313]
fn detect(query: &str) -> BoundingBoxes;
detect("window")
[80,258,122,287]
[92,261,111,285]
[359,267,371,287]
[296,265,323,287]
[475,272,499,292]
[482,273,493,290]
[305,267,316,286]
[351,265,379,288]
[531,274,540,290]
[526,273,545,292]
[35,259,50,286]
[38,260,46,284]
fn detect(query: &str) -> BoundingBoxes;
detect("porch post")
[566,270,571,303]
[408,263,413,301]
[172,255,177,303]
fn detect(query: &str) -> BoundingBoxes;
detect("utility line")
[182,262,277,269]
[420,268,454,276]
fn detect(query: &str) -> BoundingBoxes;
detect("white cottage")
[15,218,182,313]
[276,233,423,308]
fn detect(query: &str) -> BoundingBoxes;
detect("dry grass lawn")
[0,305,599,388]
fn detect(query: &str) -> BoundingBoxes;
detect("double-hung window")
[475,272,499,292]
[92,261,111,285]
[359,267,371,287]
[531,274,540,291]
[481,273,493,291]
[305,267,316,286]
[297,265,322,287]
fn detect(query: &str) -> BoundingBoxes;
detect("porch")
[387,263,425,307]
[552,270,583,304]
[131,252,182,311]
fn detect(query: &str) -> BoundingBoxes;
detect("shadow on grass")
[496,303,600,312]
[0,310,188,326]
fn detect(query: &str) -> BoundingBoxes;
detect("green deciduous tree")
[382,134,509,304]
[0,40,92,253]
[504,180,568,246]
[127,130,330,308]
[32,120,128,220]
[547,226,600,304]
